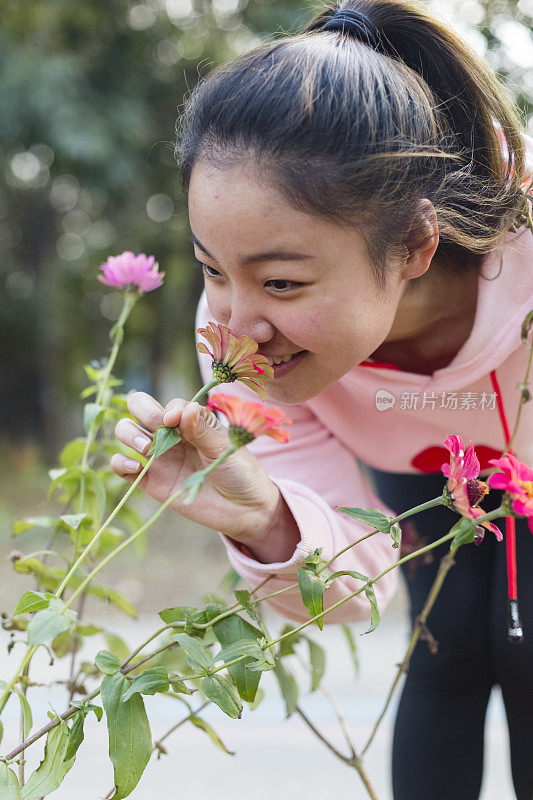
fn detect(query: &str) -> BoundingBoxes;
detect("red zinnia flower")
[441,434,502,543]
[207,394,292,447]
[488,453,533,534]
[98,251,164,293]
[196,322,274,400]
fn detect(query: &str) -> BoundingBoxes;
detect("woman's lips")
[268,350,307,378]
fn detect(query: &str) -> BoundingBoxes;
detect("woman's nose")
[226,300,275,344]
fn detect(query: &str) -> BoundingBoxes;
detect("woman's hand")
[110,391,289,549]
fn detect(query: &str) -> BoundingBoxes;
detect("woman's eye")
[195,260,220,278]
[195,259,302,292]
[265,279,303,292]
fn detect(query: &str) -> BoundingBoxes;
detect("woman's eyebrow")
[189,233,313,265]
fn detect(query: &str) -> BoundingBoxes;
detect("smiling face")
[188,160,412,405]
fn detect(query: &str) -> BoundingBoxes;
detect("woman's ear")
[401,199,439,281]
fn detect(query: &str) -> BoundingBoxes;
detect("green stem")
[78,292,137,513]
[0,647,37,715]
[506,336,533,453]
[191,377,220,403]
[63,447,238,611]
[391,496,443,523]
[361,545,458,756]
[55,454,156,600]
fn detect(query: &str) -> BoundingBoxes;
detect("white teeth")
[266,352,301,366]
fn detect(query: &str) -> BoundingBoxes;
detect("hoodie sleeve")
[195,294,400,625]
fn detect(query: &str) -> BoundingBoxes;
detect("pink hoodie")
[195,223,533,628]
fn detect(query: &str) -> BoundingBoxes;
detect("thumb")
[178,402,231,460]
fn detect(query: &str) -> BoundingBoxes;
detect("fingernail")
[125,458,140,471]
[134,436,151,452]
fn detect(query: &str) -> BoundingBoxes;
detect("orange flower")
[207,394,292,447]
[196,322,273,400]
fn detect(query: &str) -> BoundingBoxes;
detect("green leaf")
[122,668,169,701]
[213,639,264,666]
[101,672,152,799]
[212,615,264,703]
[233,589,258,620]
[63,713,85,762]
[83,402,105,434]
[247,687,265,710]
[104,632,131,662]
[297,566,327,630]
[363,584,380,635]
[201,674,242,718]
[341,624,360,679]
[52,630,79,659]
[58,513,92,533]
[335,506,392,534]
[95,650,121,675]
[58,438,92,467]
[0,761,22,799]
[146,425,181,459]
[390,521,402,549]
[189,715,235,755]
[306,639,326,692]
[46,466,83,503]
[21,721,75,799]
[12,517,55,536]
[88,585,137,618]
[326,569,369,585]
[13,590,52,616]
[12,687,33,740]
[174,633,212,674]
[27,599,77,646]
[168,675,194,695]
[278,625,301,657]
[273,661,298,718]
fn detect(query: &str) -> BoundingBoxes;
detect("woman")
[111,2,533,797]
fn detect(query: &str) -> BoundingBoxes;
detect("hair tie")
[322,7,381,48]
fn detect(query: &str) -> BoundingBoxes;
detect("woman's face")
[188,160,409,405]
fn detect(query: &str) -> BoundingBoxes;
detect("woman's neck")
[371,266,480,375]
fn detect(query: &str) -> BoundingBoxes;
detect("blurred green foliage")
[0,0,531,460]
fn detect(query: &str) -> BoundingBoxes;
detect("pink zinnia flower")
[488,453,533,534]
[98,251,164,293]
[197,322,274,400]
[207,393,292,447]
[441,434,502,543]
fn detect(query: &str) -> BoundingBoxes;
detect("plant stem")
[294,705,380,800]
[55,453,156,600]
[78,292,137,513]
[191,378,219,403]
[506,335,533,453]
[63,447,237,611]
[153,700,210,751]
[361,544,459,756]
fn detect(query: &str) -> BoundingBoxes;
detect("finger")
[110,452,143,478]
[114,418,154,456]
[162,398,188,428]
[127,391,164,432]
[178,402,230,460]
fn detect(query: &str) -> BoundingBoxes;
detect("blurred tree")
[0,0,531,460]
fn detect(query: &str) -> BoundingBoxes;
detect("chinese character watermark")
[375,390,498,412]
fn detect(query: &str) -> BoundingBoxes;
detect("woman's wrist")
[229,485,301,564]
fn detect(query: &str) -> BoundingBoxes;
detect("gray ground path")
[0,594,516,800]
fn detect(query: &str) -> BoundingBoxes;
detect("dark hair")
[176,0,529,288]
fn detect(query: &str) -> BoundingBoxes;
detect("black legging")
[366,467,533,800]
